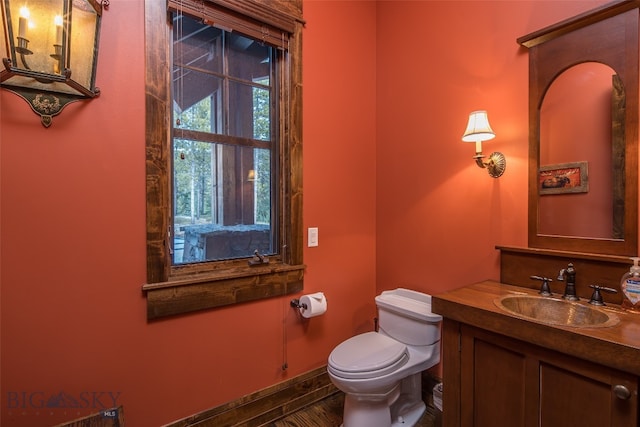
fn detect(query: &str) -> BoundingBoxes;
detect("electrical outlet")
[308,227,318,247]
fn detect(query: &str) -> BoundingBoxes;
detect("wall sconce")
[247,169,256,182]
[461,110,506,178]
[0,0,107,127]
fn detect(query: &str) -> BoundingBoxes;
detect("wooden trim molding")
[162,366,339,427]
[144,265,304,320]
[208,0,304,33]
[517,0,640,48]
[521,1,639,256]
[145,0,172,286]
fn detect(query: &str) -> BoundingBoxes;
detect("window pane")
[172,70,223,133]
[171,13,276,266]
[253,85,271,141]
[173,140,273,264]
[227,32,271,81]
[254,148,271,224]
[173,15,223,74]
[229,80,272,139]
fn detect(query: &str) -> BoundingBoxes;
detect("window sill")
[142,263,305,320]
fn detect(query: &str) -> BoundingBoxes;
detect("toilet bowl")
[327,288,442,427]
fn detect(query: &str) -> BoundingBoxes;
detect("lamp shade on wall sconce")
[0,0,107,127]
[462,110,506,178]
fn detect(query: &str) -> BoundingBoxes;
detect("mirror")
[539,62,621,239]
[519,1,639,256]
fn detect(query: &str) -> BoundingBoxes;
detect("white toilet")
[327,288,442,427]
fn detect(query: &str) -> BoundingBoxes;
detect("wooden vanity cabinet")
[442,319,639,427]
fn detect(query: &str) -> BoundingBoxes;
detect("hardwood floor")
[269,392,440,427]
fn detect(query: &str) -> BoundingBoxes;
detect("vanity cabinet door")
[443,320,639,427]
[458,325,537,427]
[539,355,638,427]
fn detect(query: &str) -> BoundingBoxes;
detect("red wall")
[375,0,610,296]
[0,1,615,426]
[0,1,377,426]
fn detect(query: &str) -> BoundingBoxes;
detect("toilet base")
[340,374,427,427]
[391,401,425,427]
[341,384,398,427]
[340,399,426,427]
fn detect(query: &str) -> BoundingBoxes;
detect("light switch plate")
[308,227,318,247]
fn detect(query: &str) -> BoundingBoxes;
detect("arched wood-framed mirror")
[519,0,639,256]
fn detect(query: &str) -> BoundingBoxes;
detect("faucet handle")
[588,284,618,306]
[530,275,553,297]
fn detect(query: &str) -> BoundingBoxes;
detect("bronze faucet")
[557,263,579,301]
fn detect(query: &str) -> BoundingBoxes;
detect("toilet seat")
[328,332,409,380]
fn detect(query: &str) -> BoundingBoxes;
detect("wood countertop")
[432,280,640,376]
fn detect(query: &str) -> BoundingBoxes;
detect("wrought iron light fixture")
[0,0,107,127]
[461,110,506,178]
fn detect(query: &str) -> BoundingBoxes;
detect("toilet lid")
[328,332,409,379]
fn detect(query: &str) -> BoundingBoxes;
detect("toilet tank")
[375,288,443,346]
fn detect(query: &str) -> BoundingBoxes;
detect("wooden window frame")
[142,0,304,320]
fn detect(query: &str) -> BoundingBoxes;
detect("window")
[172,17,276,264]
[143,0,304,319]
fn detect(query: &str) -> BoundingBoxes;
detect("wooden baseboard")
[53,407,124,427]
[163,366,339,427]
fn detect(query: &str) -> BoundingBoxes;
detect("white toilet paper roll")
[299,292,327,318]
